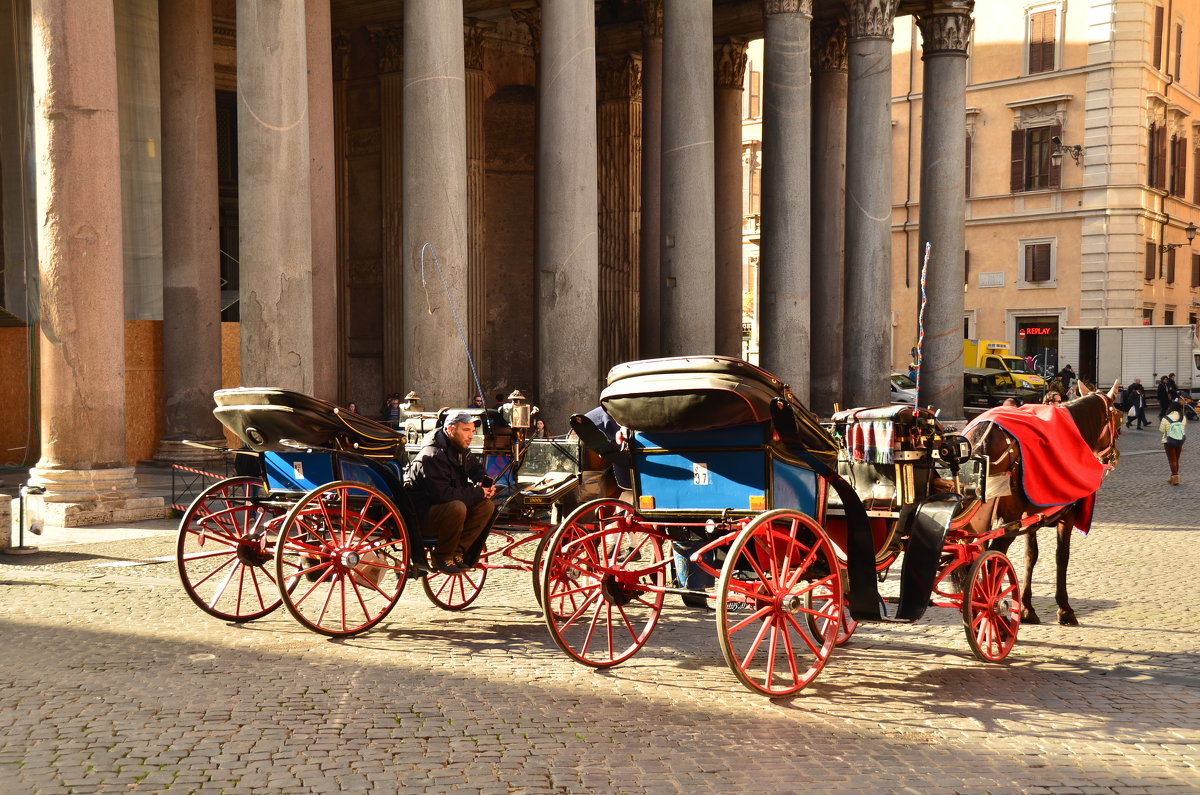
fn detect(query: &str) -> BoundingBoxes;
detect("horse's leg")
[1055,519,1078,625]
[1021,529,1041,624]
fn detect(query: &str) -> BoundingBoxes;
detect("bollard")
[2,485,43,555]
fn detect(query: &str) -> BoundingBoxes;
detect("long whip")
[915,242,931,401]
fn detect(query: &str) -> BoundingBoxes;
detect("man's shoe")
[433,558,465,575]
[453,554,472,571]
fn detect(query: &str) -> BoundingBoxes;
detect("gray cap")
[444,411,476,427]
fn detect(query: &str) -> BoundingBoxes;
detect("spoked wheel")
[531,527,554,608]
[422,541,487,610]
[804,582,858,647]
[176,476,287,622]
[540,499,666,667]
[717,509,842,698]
[961,549,1020,662]
[274,482,410,637]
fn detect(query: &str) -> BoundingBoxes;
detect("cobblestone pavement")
[1,427,1197,794]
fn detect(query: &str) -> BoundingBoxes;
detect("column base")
[154,439,230,468]
[26,466,168,528]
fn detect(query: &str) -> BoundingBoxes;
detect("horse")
[960,381,1122,625]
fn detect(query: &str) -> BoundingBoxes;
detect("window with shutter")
[965,134,972,197]
[1153,6,1165,71]
[1167,248,1177,284]
[1028,10,1056,74]
[1024,243,1052,282]
[1170,136,1187,197]
[1192,253,1200,288]
[1011,130,1026,193]
[1149,124,1168,190]
[1146,242,1157,280]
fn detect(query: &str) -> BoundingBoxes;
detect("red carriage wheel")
[716,509,842,697]
[274,482,410,637]
[176,476,287,622]
[540,499,666,667]
[422,542,487,610]
[961,549,1021,662]
[804,582,858,647]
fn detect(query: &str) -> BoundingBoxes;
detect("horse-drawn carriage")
[175,388,600,634]
[537,355,1067,697]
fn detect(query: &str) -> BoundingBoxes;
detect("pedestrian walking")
[1127,378,1148,429]
[1159,401,1187,485]
[1156,376,1171,419]
[1057,364,1075,395]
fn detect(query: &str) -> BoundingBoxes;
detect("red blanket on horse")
[965,404,1106,530]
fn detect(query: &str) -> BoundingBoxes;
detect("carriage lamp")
[401,391,423,414]
[507,389,531,429]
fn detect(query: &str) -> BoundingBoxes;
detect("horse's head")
[1067,380,1121,469]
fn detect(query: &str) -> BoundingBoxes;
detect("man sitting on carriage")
[404,411,497,575]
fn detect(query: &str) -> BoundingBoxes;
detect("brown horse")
[961,381,1122,625]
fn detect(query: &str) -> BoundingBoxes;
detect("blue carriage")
[539,356,1015,697]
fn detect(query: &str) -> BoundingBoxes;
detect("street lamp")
[1160,221,1198,253]
[1049,135,1084,166]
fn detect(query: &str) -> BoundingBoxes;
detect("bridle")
[1088,392,1122,471]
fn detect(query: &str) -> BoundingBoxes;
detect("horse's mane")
[1062,392,1110,447]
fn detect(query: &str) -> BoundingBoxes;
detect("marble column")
[843,0,898,408]
[403,1,469,407]
[157,0,225,461]
[915,3,972,419]
[465,21,487,394]
[759,0,813,399]
[597,53,643,375]
[660,0,715,355]
[237,0,314,392]
[306,0,338,401]
[714,39,747,360]
[810,20,848,415]
[373,25,404,398]
[28,0,162,526]
[638,0,663,359]
[537,0,599,421]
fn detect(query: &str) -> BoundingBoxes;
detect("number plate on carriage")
[693,463,709,485]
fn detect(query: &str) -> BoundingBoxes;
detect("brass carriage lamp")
[507,389,531,429]
[401,390,423,414]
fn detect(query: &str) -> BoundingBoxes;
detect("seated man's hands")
[481,485,498,499]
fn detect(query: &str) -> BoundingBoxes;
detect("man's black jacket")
[403,428,488,518]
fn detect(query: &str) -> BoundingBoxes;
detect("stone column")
[810,20,848,415]
[638,0,663,359]
[237,0,314,392]
[157,0,225,461]
[372,25,404,398]
[843,0,898,408]
[915,3,972,419]
[660,1,715,355]
[597,53,643,375]
[714,39,747,360]
[759,0,813,397]
[537,0,599,420]
[465,21,487,394]
[28,0,162,526]
[403,1,469,407]
[307,0,338,401]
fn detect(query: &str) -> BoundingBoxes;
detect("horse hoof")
[1058,611,1079,626]
[1022,610,1041,624]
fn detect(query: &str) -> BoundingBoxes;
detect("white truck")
[1059,325,1200,395]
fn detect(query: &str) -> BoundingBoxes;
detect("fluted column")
[638,0,663,359]
[714,39,747,360]
[916,3,973,419]
[537,1,599,421]
[760,0,813,397]
[465,21,487,390]
[373,25,404,397]
[660,0,715,355]
[810,20,848,415]
[404,1,469,407]
[157,0,225,461]
[843,0,898,408]
[597,53,643,375]
[28,0,147,523]
[237,0,314,392]
[307,0,338,401]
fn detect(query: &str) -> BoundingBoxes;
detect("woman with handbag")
[1159,401,1187,485]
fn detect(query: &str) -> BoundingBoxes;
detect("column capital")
[598,52,642,103]
[916,5,974,56]
[812,20,848,73]
[512,7,541,58]
[764,0,813,16]
[846,0,899,40]
[368,24,403,74]
[714,39,748,90]
[643,0,663,40]
[464,19,493,71]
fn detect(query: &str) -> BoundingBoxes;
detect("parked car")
[963,367,1044,416]
[890,372,917,404]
